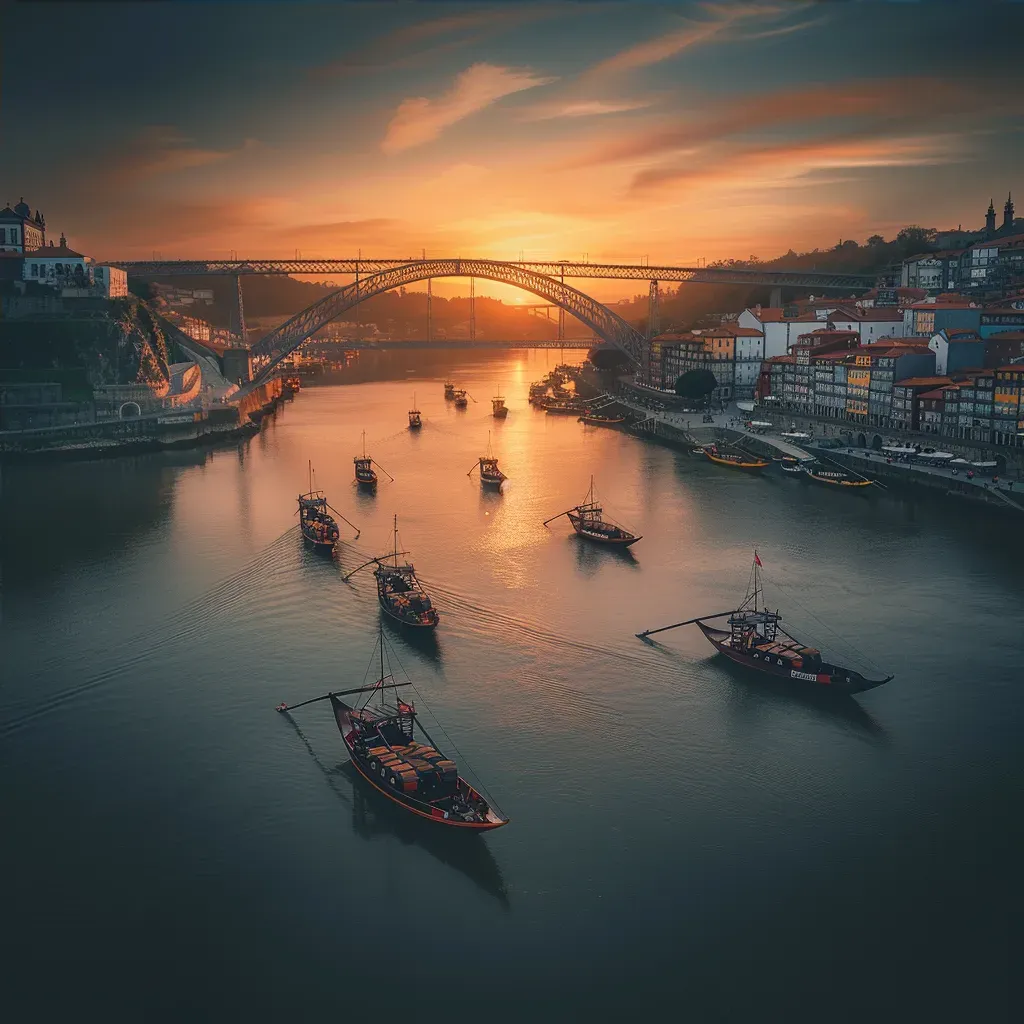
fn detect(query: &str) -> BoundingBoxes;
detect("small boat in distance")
[468,433,507,487]
[346,516,439,629]
[544,477,641,547]
[297,461,359,553]
[284,375,302,394]
[276,628,507,829]
[453,389,469,409]
[354,430,394,490]
[636,552,892,695]
[491,396,508,419]
[408,393,422,430]
[444,380,456,400]
[702,444,770,470]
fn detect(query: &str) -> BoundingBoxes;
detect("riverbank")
[572,367,1023,514]
[0,378,285,462]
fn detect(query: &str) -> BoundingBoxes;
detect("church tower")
[985,199,996,234]
[1004,193,1015,232]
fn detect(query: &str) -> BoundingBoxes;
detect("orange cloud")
[109,126,258,183]
[523,98,654,121]
[381,63,556,154]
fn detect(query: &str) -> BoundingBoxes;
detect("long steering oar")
[276,682,412,713]
[372,460,395,482]
[326,503,360,539]
[543,508,575,526]
[635,611,734,639]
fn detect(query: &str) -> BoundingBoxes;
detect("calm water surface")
[1,351,1018,1021]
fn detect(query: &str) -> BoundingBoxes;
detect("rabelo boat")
[276,630,507,830]
[297,461,359,553]
[345,516,439,629]
[491,396,508,419]
[453,388,469,409]
[408,393,422,430]
[354,430,393,490]
[545,477,640,547]
[468,433,507,488]
[444,380,456,400]
[636,553,892,695]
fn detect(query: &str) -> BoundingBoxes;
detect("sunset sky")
[3,1,1023,300]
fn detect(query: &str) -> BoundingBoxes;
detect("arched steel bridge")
[248,259,646,385]
[109,256,879,292]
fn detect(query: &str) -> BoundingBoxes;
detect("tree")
[866,234,885,247]
[674,368,719,404]
[895,226,937,253]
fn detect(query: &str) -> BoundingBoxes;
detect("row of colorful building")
[648,298,1024,447]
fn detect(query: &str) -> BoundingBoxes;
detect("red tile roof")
[701,326,763,337]
[829,307,904,321]
[918,387,955,400]
[894,376,953,388]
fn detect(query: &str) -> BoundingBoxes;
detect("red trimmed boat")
[276,631,508,830]
[468,433,506,488]
[636,553,892,695]
[544,476,641,547]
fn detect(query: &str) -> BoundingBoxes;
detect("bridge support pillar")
[769,285,782,308]
[427,278,433,342]
[234,275,248,347]
[559,269,565,343]
[470,278,476,341]
[647,280,660,339]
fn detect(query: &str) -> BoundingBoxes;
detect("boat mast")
[753,551,762,612]
[392,514,399,566]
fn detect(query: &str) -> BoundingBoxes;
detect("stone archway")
[871,434,883,450]
[119,401,141,418]
[857,432,867,448]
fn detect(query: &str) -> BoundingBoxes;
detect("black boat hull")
[697,623,891,694]
[333,701,507,830]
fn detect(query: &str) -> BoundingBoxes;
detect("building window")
[31,264,38,277]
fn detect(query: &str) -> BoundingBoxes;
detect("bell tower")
[1004,193,1015,232]
[985,198,996,234]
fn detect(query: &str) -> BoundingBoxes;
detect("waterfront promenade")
[602,383,1024,511]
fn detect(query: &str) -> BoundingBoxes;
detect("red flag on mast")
[754,552,763,567]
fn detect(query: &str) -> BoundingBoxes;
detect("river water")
[1,351,1017,1021]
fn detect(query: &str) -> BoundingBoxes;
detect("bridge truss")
[248,259,646,384]
[110,256,878,292]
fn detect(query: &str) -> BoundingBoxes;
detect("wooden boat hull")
[696,622,891,694]
[334,702,507,830]
[480,474,506,487]
[492,409,508,419]
[302,533,337,553]
[806,472,873,489]
[377,594,439,629]
[579,415,625,426]
[356,474,377,489]
[703,450,769,470]
[566,513,640,547]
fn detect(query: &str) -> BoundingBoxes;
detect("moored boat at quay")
[276,630,507,829]
[544,397,587,415]
[805,462,874,488]
[579,411,626,426]
[701,443,770,470]
[545,477,640,547]
[636,553,892,695]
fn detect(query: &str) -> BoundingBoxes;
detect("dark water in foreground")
[1,352,1018,1021]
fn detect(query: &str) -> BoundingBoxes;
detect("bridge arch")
[249,259,645,384]
[119,401,141,419]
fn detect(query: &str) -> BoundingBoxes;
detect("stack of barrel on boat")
[367,741,457,795]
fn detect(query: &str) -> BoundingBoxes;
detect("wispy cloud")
[586,2,809,78]
[109,126,258,183]
[382,63,556,154]
[312,7,556,79]
[629,133,965,194]
[523,98,654,121]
